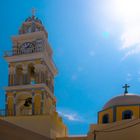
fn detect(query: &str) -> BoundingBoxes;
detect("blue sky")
[1,0,140,135]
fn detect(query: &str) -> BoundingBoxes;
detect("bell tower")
[4,14,57,117]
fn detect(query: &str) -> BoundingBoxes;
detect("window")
[122,110,133,120]
[102,114,109,124]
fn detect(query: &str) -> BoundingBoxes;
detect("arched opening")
[28,64,36,84]
[122,110,133,120]
[16,93,32,116]
[102,114,109,124]
[15,65,23,85]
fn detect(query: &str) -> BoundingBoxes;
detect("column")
[51,78,54,93]
[34,64,40,84]
[5,94,8,116]
[41,89,45,114]
[42,65,46,83]
[48,76,54,93]
[32,90,35,115]
[44,72,47,84]
[8,74,10,86]
[41,71,44,83]
[13,92,16,116]
[22,65,28,84]
[47,75,51,88]
[42,68,46,83]
[34,64,46,84]
[38,71,41,84]
[8,65,16,86]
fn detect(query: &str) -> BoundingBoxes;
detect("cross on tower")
[122,84,130,95]
[32,8,36,16]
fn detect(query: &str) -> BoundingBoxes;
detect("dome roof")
[103,93,140,110]
[19,15,46,35]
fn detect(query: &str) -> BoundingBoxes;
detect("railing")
[8,81,54,94]
[4,47,43,57]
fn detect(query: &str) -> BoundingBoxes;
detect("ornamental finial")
[32,8,36,16]
[122,84,130,95]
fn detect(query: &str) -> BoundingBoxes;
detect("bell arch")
[16,92,32,116]
[27,63,36,84]
[15,65,23,85]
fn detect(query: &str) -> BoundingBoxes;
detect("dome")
[103,93,140,110]
[19,15,45,35]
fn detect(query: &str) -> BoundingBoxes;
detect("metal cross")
[32,8,36,16]
[122,84,130,95]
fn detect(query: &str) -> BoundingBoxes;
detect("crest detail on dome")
[19,15,45,35]
[25,16,42,24]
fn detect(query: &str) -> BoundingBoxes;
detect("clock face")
[21,42,34,49]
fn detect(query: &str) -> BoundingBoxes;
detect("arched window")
[16,66,23,85]
[27,64,35,84]
[102,114,109,124]
[122,110,133,120]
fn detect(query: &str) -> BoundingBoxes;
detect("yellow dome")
[103,93,140,110]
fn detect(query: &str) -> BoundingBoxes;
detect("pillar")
[5,93,8,116]
[8,65,16,86]
[41,89,45,114]
[13,92,16,116]
[34,64,40,84]
[34,64,46,84]
[32,90,35,115]
[22,65,28,84]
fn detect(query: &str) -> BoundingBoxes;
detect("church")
[1,13,140,140]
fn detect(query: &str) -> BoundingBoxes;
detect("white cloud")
[121,25,140,49]
[58,110,84,122]
[112,0,140,59]
[121,46,140,60]
[58,112,79,121]
[120,25,140,60]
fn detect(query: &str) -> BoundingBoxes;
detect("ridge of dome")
[103,93,140,110]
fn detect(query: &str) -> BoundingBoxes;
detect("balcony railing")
[8,82,54,94]
[4,47,43,57]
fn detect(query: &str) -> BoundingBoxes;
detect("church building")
[1,13,140,140]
